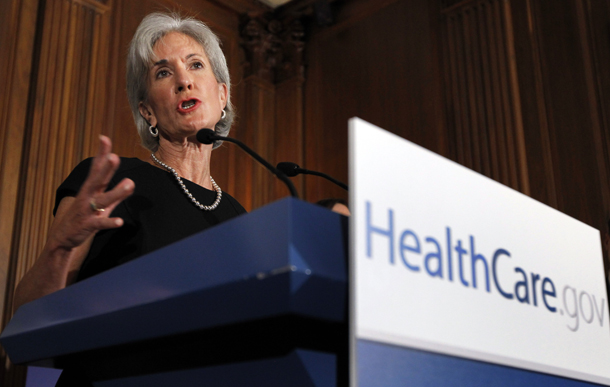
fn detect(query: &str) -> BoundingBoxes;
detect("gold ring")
[90,201,105,212]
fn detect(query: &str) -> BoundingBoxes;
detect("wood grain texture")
[3,0,610,385]
[509,0,557,207]
[304,0,447,203]
[0,1,112,385]
[519,0,607,229]
[442,0,529,193]
[0,0,39,326]
[243,75,276,208]
[12,0,111,306]
[576,0,610,230]
[0,0,40,382]
[274,76,305,198]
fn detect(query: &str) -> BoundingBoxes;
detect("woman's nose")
[175,68,192,92]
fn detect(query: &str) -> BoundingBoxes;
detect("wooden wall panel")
[530,0,606,228]
[576,0,610,230]
[443,0,610,265]
[274,77,305,198]
[441,0,610,234]
[508,0,557,207]
[238,13,307,206]
[513,0,608,229]
[3,0,610,385]
[442,0,529,193]
[0,0,39,325]
[303,0,447,203]
[0,0,41,384]
[243,76,276,208]
[9,0,111,310]
[0,0,112,384]
[2,0,109,385]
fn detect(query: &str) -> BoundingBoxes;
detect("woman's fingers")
[69,137,135,238]
[79,180,133,236]
[89,216,124,230]
[94,153,121,192]
[89,178,135,215]
[81,136,121,196]
[49,134,135,251]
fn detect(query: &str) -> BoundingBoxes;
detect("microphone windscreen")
[196,129,216,145]
[276,162,301,177]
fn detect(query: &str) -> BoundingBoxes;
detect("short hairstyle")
[126,12,234,151]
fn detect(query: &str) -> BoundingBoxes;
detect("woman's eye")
[156,70,170,79]
[192,61,204,69]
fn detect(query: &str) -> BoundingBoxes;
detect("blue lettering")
[400,230,421,271]
[514,267,529,304]
[541,277,556,312]
[470,236,490,292]
[424,237,443,278]
[455,239,469,287]
[492,249,513,299]
[361,205,572,322]
[530,273,540,306]
[366,201,394,264]
[446,227,453,281]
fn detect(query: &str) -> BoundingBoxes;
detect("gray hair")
[126,12,233,151]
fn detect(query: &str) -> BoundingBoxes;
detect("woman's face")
[139,32,227,142]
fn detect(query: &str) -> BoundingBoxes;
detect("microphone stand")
[197,130,298,198]
[276,162,348,191]
[299,169,348,191]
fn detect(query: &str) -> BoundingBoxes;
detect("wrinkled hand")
[51,136,135,250]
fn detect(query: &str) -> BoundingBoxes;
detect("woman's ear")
[218,83,228,110]
[138,101,157,127]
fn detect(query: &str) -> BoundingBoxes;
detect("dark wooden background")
[2,0,610,385]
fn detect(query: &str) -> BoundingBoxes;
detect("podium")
[1,198,349,387]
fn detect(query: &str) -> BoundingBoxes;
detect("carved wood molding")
[240,13,305,83]
[238,11,307,204]
[209,0,272,15]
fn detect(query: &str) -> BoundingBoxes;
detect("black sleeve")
[53,158,94,215]
[226,194,248,215]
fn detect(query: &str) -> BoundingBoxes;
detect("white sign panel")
[349,118,610,385]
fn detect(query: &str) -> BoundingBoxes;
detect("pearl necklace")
[151,153,222,211]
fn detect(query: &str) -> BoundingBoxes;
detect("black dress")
[54,157,246,386]
[54,157,247,282]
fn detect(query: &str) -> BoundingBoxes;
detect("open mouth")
[180,99,198,110]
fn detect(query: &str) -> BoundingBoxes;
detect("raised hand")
[14,136,134,310]
[50,136,134,249]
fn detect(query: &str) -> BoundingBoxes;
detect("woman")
[14,13,246,312]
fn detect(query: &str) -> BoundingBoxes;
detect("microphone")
[276,162,302,177]
[276,162,348,191]
[197,129,298,198]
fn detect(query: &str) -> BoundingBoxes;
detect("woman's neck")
[151,137,213,189]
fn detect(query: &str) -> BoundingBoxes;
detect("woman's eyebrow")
[153,52,201,67]
[153,53,201,68]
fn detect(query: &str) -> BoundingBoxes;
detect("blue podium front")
[1,198,348,387]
